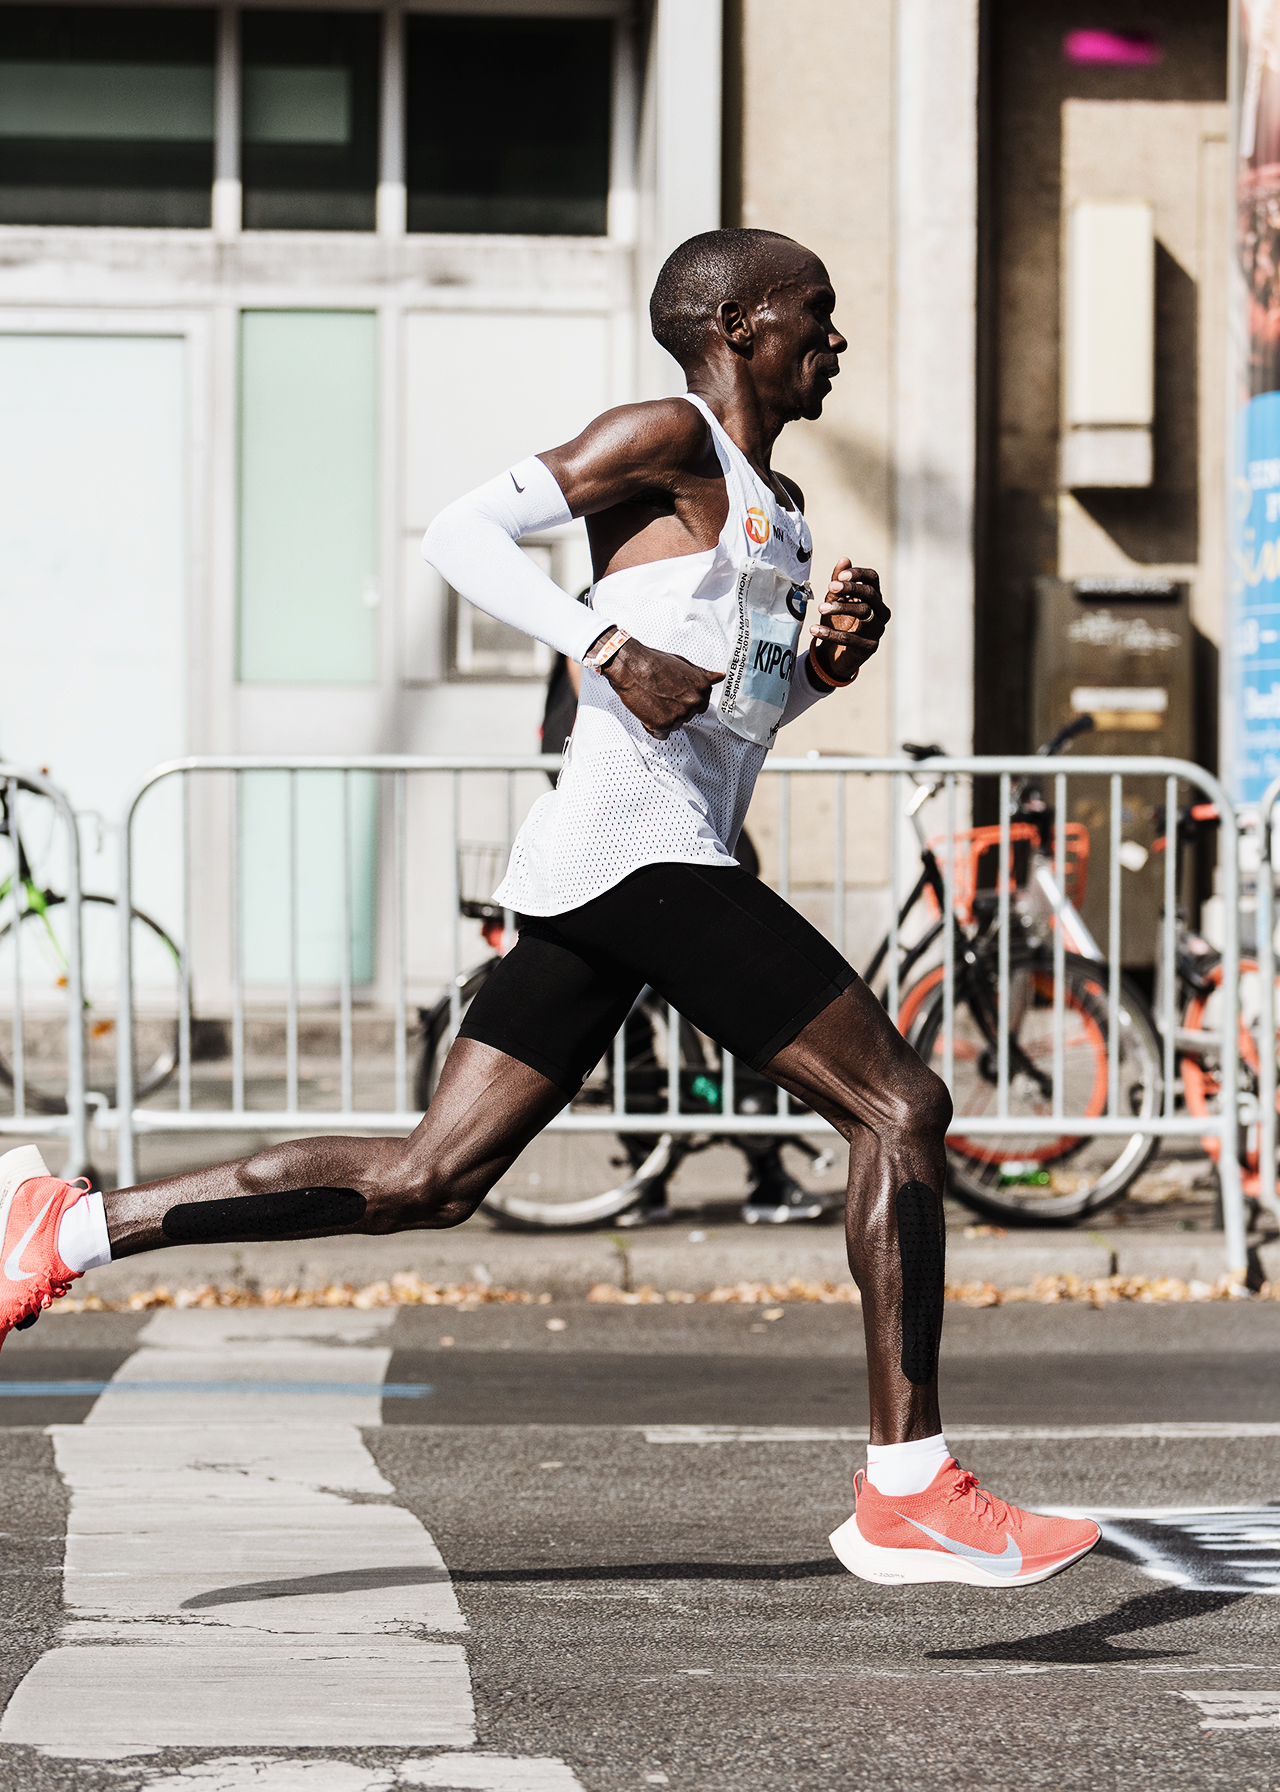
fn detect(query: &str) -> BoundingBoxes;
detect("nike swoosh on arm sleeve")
[421,456,606,664]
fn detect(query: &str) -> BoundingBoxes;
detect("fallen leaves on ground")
[52,1271,552,1314]
[946,1272,1261,1306]
[45,1269,1274,1314]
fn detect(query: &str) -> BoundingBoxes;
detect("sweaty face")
[749,250,846,420]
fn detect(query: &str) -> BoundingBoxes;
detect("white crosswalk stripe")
[0,1308,584,1787]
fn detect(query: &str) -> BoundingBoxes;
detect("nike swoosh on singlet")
[511,472,525,493]
[4,1194,55,1282]
[894,1513,1023,1577]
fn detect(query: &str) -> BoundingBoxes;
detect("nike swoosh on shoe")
[895,1512,1023,1578]
[511,472,525,493]
[5,1196,55,1282]
[796,546,812,562]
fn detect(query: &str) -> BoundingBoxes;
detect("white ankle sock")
[865,1433,951,1496]
[57,1191,111,1274]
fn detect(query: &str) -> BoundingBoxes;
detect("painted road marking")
[0,1380,432,1398]
[642,1423,1280,1444]
[139,1754,587,1789]
[1176,1691,1280,1729]
[1047,1505,1280,1593]
[0,1308,472,1758]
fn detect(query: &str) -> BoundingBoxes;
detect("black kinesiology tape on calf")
[896,1181,943,1385]
[162,1187,367,1243]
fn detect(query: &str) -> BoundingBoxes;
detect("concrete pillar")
[377,7,407,239]
[212,4,241,238]
[637,0,722,396]
[891,0,979,756]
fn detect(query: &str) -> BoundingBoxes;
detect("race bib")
[717,561,810,747]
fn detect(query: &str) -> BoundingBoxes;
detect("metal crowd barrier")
[108,754,1246,1274]
[0,763,88,1175]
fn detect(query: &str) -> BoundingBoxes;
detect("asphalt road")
[2,1303,1280,1790]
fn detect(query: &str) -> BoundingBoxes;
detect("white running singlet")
[494,394,827,917]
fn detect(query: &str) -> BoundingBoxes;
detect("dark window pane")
[406,15,610,236]
[241,10,379,231]
[0,5,214,227]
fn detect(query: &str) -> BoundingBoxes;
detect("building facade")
[1,0,1226,1008]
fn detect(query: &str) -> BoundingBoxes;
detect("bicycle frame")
[0,787,71,975]
[0,764,88,1169]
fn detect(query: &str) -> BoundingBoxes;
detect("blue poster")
[1234,389,1280,800]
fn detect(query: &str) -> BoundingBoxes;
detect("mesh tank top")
[494,393,814,917]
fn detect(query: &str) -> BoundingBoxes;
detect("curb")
[74,1225,1250,1305]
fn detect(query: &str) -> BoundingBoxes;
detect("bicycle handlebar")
[1039,715,1096,757]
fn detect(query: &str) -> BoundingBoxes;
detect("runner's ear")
[715,298,752,350]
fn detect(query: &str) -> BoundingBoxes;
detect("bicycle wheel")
[909,951,1162,1223]
[415,968,706,1229]
[1181,958,1279,1197]
[0,893,181,1113]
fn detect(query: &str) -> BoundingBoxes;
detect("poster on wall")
[1233,0,1280,800]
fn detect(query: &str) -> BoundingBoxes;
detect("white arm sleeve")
[778,652,835,728]
[421,455,606,664]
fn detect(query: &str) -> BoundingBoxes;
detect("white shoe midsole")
[829,1513,1095,1588]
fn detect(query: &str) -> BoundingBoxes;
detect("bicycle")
[874,720,1164,1224]
[0,777,183,1113]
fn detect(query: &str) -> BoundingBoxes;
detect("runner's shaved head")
[650,228,808,369]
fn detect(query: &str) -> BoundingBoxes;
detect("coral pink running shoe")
[0,1146,85,1344]
[830,1457,1099,1588]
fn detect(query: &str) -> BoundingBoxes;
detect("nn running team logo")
[744,506,770,547]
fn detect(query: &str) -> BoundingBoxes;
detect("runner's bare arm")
[538,400,734,740]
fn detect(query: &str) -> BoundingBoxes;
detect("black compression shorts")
[457,860,859,1097]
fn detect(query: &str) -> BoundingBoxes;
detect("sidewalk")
[74,1215,1272,1304]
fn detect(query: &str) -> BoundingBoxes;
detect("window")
[241,10,379,231]
[447,545,554,680]
[405,14,611,236]
[0,5,215,227]
[238,310,378,684]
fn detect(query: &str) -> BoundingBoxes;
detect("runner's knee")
[837,1058,951,1153]
[907,1063,952,1142]
[368,1154,476,1231]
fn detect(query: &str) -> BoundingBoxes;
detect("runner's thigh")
[457,926,644,1097]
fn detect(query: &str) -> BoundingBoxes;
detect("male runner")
[0,229,1098,1588]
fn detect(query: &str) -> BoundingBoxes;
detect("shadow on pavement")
[183,1557,847,1608]
[182,1563,452,1606]
[927,1587,1248,1664]
[450,1558,846,1584]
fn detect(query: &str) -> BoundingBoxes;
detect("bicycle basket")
[457,841,509,922]
[925,823,1089,926]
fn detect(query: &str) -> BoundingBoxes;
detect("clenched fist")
[599,637,725,741]
[809,561,891,685]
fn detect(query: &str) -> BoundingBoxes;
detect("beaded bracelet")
[583,625,631,673]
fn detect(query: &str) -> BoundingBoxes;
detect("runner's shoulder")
[573,396,712,472]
